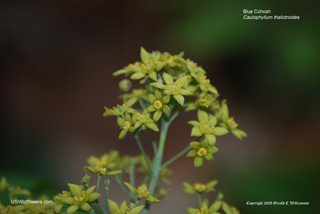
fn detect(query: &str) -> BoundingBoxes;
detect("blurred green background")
[1,0,319,213]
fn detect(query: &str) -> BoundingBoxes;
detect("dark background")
[1,0,319,213]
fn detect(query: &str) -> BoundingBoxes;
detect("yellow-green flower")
[0,177,8,191]
[222,202,240,214]
[147,90,170,121]
[187,201,222,214]
[120,88,148,107]
[103,104,136,117]
[124,183,160,203]
[183,180,218,194]
[58,184,100,214]
[117,113,135,139]
[133,112,159,132]
[187,140,218,167]
[188,110,229,145]
[108,200,144,214]
[214,100,247,140]
[151,73,193,105]
[84,153,121,176]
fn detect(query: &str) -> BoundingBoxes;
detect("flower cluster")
[54,184,100,214]
[104,47,246,168]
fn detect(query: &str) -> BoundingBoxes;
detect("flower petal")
[130,205,145,214]
[88,192,101,202]
[149,94,156,103]
[68,184,82,196]
[163,95,170,103]
[140,47,150,61]
[205,134,216,145]
[131,72,146,80]
[145,122,159,132]
[67,205,79,214]
[213,127,229,136]
[153,110,162,121]
[163,73,173,84]
[150,82,165,89]
[81,203,92,211]
[191,127,202,137]
[174,94,184,105]
[108,199,120,214]
[197,110,208,122]
[190,141,200,148]
[186,150,196,157]
[155,90,162,99]
[194,156,203,167]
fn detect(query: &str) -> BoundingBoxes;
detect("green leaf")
[197,110,208,122]
[67,205,78,214]
[81,203,92,211]
[140,47,150,61]
[145,122,159,132]
[131,72,146,80]
[174,94,184,105]
[163,73,173,84]
[108,199,120,214]
[131,205,145,214]
[187,150,196,157]
[213,127,229,136]
[67,184,82,196]
[191,127,202,137]
[194,156,203,167]
[147,195,160,203]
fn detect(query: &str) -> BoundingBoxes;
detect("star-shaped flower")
[147,90,170,121]
[187,140,218,167]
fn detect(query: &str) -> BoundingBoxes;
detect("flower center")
[153,100,163,110]
[167,82,181,94]
[197,148,208,157]
[200,121,215,134]
[227,117,238,129]
[194,183,207,192]
[74,191,86,205]
[196,208,209,214]
[137,113,150,123]
[199,95,207,103]
[123,121,131,130]
[137,187,149,199]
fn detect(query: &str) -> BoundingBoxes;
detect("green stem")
[134,199,141,207]
[161,145,191,169]
[105,179,110,214]
[97,202,106,214]
[198,194,203,207]
[150,130,158,155]
[129,157,136,202]
[96,176,101,193]
[134,133,153,174]
[114,175,131,196]
[143,118,170,214]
